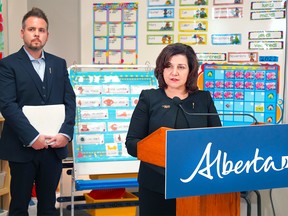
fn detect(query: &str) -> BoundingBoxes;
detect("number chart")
[202,64,282,126]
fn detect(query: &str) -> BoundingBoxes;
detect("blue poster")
[203,64,281,126]
[69,70,157,163]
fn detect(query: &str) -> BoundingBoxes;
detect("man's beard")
[28,40,45,51]
[28,44,44,51]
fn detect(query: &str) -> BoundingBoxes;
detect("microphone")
[172,96,259,125]
[172,96,182,106]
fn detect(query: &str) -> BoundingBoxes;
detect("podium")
[137,127,240,216]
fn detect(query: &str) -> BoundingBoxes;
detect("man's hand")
[45,134,69,148]
[32,134,50,150]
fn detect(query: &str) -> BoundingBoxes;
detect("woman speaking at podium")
[125,43,221,216]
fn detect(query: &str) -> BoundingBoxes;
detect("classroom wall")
[81,0,287,67]
[80,0,288,125]
[5,0,80,67]
[3,1,288,216]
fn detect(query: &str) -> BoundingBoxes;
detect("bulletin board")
[201,63,282,125]
[69,65,158,177]
[80,0,287,125]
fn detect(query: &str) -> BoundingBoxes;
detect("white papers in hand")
[22,104,65,136]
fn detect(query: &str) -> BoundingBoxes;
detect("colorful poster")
[93,3,138,65]
[148,8,175,19]
[70,70,158,163]
[213,7,243,18]
[178,34,207,45]
[202,64,282,126]
[213,0,243,5]
[148,0,175,7]
[211,33,241,45]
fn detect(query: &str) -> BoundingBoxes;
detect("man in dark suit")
[0,7,76,216]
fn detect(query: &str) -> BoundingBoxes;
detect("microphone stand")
[172,97,259,125]
[179,104,259,125]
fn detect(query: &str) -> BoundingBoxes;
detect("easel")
[60,64,156,216]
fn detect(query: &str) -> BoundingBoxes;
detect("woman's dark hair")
[154,43,199,93]
[22,7,49,30]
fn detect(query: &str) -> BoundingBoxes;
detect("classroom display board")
[93,3,138,65]
[69,67,158,175]
[82,1,286,67]
[81,0,287,123]
[201,63,282,125]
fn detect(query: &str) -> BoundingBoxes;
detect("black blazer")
[125,88,221,194]
[0,47,76,162]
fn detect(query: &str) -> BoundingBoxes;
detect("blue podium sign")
[165,124,288,199]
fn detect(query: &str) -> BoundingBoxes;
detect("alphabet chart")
[202,63,282,126]
[69,70,157,163]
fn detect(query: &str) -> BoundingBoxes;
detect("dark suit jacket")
[125,88,221,194]
[0,47,76,162]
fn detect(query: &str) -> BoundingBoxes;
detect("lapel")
[17,48,44,99]
[17,48,54,101]
[43,54,54,100]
